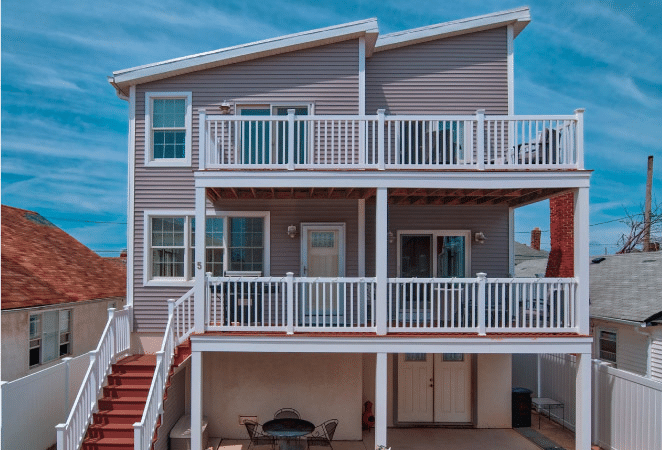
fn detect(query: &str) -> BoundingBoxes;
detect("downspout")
[634,324,653,378]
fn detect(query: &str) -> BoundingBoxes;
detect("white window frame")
[144,92,192,167]
[144,210,270,286]
[29,309,72,368]
[396,230,472,277]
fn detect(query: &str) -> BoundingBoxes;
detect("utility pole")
[643,155,653,251]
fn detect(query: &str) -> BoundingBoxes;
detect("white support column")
[375,188,388,335]
[375,352,388,449]
[575,353,592,450]
[191,350,203,450]
[575,108,585,169]
[358,37,365,116]
[198,109,207,170]
[508,208,515,276]
[574,187,589,335]
[377,109,386,170]
[288,109,296,170]
[507,24,514,115]
[476,109,485,170]
[194,186,207,333]
[358,199,366,277]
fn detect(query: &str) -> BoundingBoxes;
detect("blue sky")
[2,0,661,256]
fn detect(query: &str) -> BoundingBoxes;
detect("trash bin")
[512,387,532,428]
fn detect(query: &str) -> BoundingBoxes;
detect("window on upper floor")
[145,212,269,284]
[599,330,617,364]
[144,92,192,167]
[29,309,71,367]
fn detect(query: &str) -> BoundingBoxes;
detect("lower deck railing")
[206,274,579,334]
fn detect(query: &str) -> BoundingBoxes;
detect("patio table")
[263,418,315,450]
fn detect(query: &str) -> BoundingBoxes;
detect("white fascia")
[110,18,379,89]
[375,6,530,52]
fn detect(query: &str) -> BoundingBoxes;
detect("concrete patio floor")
[218,427,543,450]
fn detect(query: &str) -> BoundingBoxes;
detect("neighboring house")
[589,252,662,381]
[514,241,549,277]
[63,7,594,450]
[1,205,126,382]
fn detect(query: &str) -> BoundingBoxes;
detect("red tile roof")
[1,205,126,310]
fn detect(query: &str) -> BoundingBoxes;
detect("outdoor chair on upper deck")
[516,128,559,165]
[306,419,338,450]
[274,407,301,419]
[245,420,276,450]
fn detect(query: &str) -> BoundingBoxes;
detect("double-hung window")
[145,92,192,166]
[599,330,617,365]
[146,211,269,284]
[29,309,71,367]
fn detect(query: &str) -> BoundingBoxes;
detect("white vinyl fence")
[512,354,662,450]
[1,353,90,450]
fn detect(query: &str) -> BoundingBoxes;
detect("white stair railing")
[134,287,195,450]
[56,305,131,450]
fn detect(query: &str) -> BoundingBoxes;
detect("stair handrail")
[134,287,195,450]
[56,305,132,450]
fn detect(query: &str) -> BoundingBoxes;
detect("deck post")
[574,108,585,170]
[288,109,296,170]
[477,273,487,335]
[375,352,388,449]
[198,109,206,170]
[575,352,592,450]
[194,186,207,333]
[574,187,589,334]
[191,350,203,450]
[476,109,485,170]
[377,109,385,170]
[375,187,388,335]
[286,272,295,334]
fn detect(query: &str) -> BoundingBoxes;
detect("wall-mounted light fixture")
[287,225,298,239]
[388,230,395,244]
[474,232,487,244]
[220,100,232,114]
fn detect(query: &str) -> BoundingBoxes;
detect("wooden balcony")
[199,110,585,172]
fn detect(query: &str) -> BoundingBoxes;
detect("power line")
[44,216,127,225]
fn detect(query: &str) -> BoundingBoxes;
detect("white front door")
[433,353,472,422]
[300,223,345,324]
[397,353,472,423]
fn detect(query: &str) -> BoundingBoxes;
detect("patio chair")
[307,419,338,450]
[274,407,301,419]
[245,421,276,450]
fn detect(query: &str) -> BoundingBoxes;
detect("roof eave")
[374,6,530,53]
[110,18,379,90]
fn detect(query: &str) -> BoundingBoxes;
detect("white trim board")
[110,18,379,91]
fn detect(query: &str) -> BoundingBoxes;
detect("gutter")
[108,76,130,101]
[590,315,641,326]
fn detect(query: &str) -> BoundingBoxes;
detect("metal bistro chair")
[274,407,301,419]
[245,420,276,450]
[307,419,338,450]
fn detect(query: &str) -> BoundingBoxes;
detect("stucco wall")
[1,297,125,382]
[202,352,362,440]
[475,354,512,428]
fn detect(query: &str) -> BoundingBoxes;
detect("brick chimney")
[530,227,541,251]
[545,192,574,277]
[120,249,127,259]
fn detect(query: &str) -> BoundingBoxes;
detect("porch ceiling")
[206,187,568,207]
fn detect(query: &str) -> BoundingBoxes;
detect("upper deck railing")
[199,109,585,171]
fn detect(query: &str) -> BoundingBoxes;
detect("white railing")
[56,306,131,450]
[387,275,578,333]
[294,277,376,331]
[485,278,577,332]
[200,110,584,170]
[206,274,579,334]
[388,278,479,331]
[206,274,376,333]
[134,288,195,450]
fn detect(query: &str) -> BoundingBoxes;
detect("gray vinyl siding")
[132,40,359,332]
[367,28,508,115]
[593,320,649,376]
[211,199,360,277]
[651,337,662,382]
[365,205,510,278]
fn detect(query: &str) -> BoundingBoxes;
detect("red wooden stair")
[81,340,191,450]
